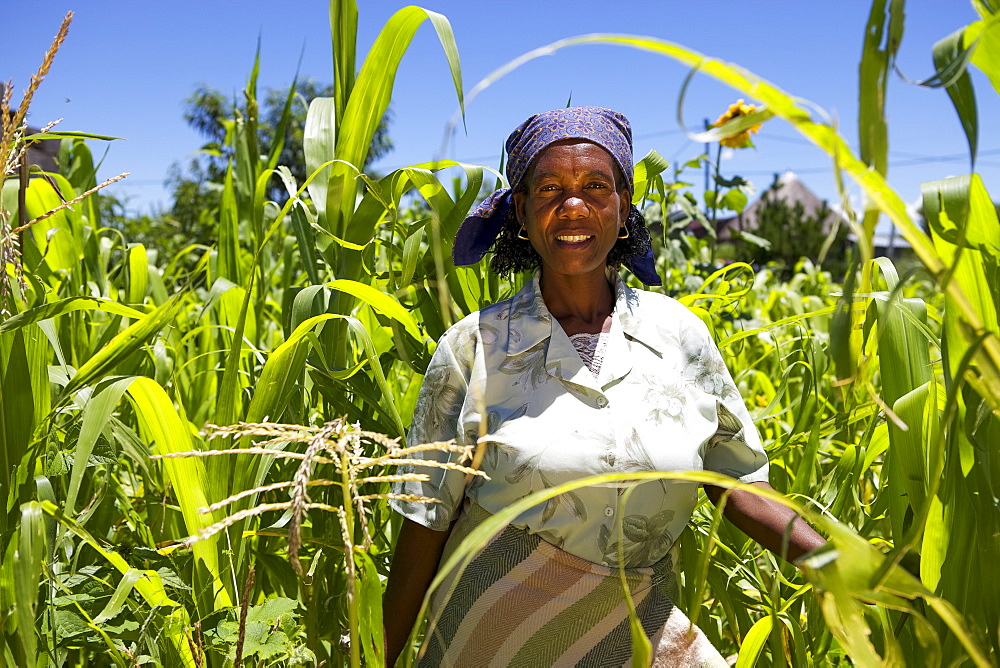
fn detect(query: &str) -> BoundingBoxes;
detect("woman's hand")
[382,518,452,667]
[704,481,826,563]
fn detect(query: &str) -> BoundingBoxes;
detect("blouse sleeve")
[389,321,476,531]
[687,317,770,484]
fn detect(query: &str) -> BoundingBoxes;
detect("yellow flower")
[711,99,762,149]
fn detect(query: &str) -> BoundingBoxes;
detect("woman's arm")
[704,481,825,563]
[383,517,453,667]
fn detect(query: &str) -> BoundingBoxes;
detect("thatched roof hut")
[691,171,842,240]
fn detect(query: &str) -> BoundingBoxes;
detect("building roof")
[683,170,912,251]
[713,171,841,240]
[3,112,61,174]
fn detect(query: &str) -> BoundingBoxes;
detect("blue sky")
[7,1,999,221]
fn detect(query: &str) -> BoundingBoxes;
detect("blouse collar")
[504,270,666,361]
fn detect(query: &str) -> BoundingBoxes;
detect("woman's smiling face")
[513,140,630,282]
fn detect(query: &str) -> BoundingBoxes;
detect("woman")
[384,107,824,666]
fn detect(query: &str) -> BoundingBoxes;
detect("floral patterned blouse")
[391,271,769,568]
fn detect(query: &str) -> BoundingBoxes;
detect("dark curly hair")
[489,182,652,277]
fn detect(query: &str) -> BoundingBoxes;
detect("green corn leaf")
[214,281,258,344]
[441,166,486,238]
[218,163,242,284]
[356,550,385,668]
[935,27,979,167]
[704,559,751,644]
[1,330,35,509]
[718,305,836,349]
[859,0,903,180]
[23,174,84,272]
[92,567,145,624]
[890,382,936,521]
[244,315,321,426]
[966,14,1000,95]
[251,168,272,246]
[400,222,427,289]
[687,107,775,145]
[290,201,322,285]
[22,130,121,141]
[208,273,256,558]
[330,0,358,128]
[214,274,255,428]
[607,485,652,668]
[364,161,497,255]
[322,5,464,247]
[922,174,1000,406]
[58,138,101,228]
[125,377,232,611]
[266,76,300,172]
[336,6,463,173]
[233,49,262,231]
[735,615,774,667]
[328,279,421,341]
[62,294,183,399]
[127,244,149,305]
[921,490,949,593]
[13,501,46,665]
[250,312,404,433]
[864,263,934,539]
[627,614,652,668]
[304,97,337,225]
[0,296,142,334]
[23,326,53,454]
[66,376,136,515]
[777,612,809,668]
[392,169,455,226]
[801,520,991,666]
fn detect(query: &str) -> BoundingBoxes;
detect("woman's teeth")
[556,235,592,242]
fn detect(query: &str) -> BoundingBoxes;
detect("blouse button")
[596,397,608,408]
[604,506,614,517]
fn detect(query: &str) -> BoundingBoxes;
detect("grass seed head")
[183,419,487,577]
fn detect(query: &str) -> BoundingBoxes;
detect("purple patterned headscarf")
[452,106,661,286]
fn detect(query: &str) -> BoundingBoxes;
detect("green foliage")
[207,598,315,666]
[2,1,999,666]
[735,175,851,280]
[179,79,393,202]
[139,77,395,264]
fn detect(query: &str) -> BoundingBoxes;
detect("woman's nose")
[559,194,589,218]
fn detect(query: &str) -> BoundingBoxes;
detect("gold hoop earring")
[517,226,530,241]
[617,226,630,240]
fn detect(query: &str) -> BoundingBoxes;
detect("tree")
[172,80,391,207]
[144,80,393,262]
[733,175,850,280]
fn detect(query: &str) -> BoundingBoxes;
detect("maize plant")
[1,0,998,666]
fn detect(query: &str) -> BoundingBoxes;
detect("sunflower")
[711,99,762,148]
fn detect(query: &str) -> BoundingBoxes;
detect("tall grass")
[1,0,997,666]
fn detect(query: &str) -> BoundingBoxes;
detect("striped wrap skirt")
[417,503,727,667]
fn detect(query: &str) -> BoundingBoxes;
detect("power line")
[634,128,686,141]
[754,132,1000,162]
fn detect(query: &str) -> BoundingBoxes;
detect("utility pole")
[703,117,710,217]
